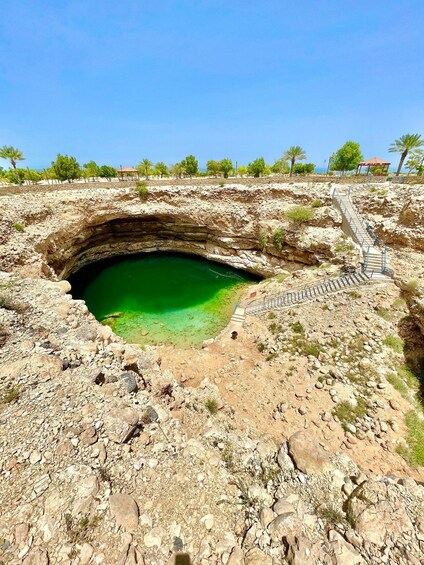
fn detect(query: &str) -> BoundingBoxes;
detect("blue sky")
[0,0,423,170]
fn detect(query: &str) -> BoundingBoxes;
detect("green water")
[68,252,258,347]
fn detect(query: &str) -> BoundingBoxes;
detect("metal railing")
[332,190,374,248]
[333,187,394,277]
[245,272,371,314]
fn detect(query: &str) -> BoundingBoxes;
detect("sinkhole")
[68,252,260,347]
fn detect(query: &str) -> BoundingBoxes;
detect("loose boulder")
[104,406,139,443]
[109,493,139,532]
[288,431,333,474]
[347,479,414,546]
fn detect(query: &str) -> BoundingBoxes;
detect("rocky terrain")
[0,180,423,564]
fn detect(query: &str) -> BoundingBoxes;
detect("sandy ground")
[160,276,424,482]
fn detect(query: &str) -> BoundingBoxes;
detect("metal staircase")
[332,187,394,278]
[235,186,393,321]
[244,271,371,316]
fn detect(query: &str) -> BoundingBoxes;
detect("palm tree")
[389,133,424,176]
[137,158,153,179]
[0,145,25,184]
[283,146,306,177]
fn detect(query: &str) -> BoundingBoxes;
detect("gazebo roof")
[357,157,390,166]
[118,167,137,172]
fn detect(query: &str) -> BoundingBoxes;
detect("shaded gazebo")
[356,157,390,176]
[118,166,138,179]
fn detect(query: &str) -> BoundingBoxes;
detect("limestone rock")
[56,280,72,293]
[118,543,145,565]
[227,545,244,565]
[286,535,324,565]
[288,431,333,474]
[268,512,302,543]
[79,543,95,565]
[109,493,139,532]
[328,530,365,564]
[277,442,295,471]
[22,548,49,565]
[347,480,414,546]
[104,406,139,443]
[244,547,272,565]
[260,507,276,528]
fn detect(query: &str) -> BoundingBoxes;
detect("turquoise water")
[68,252,258,347]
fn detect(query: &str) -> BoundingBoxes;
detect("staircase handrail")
[332,192,373,248]
[245,272,370,312]
[333,188,394,277]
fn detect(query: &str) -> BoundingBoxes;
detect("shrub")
[302,341,321,357]
[266,352,278,362]
[406,279,420,296]
[290,321,304,334]
[392,298,406,310]
[135,181,148,200]
[376,308,393,321]
[205,398,219,415]
[399,410,424,466]
[285,206,314,224]
[334,398,367,429]
[221,441,240,473]
[293,163,315,174]
[258,463,280,485]
[311,199,323,208]
[348,290,361,299]
[14,223,24,232]
[0,384,20,404]
[258,231,267,251]
[315,503,345,525]
[387,372,409,398]
[397,365,420,391]
[383,334,404,354]
[273,229,284,251]
[64,513,102,544]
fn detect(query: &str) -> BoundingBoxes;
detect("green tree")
[43,167,58,182]
[206,160,221,176]
[24,169,42,183]
[0,145,25,184]
[282,146,307,177]
[170,162,184,178]
[99,165,117,181]
[219,158,233,178]
[247,157,266,177]
[181,155,198,177]
[405,150,424,175]
[389,133,424,176]
[270,159,290,174]
[51,154,81,183]
[237,165,248,176]
[83,160,100,181]
[293,163,315,174]
[137,158,153,179]
[330,141,362,174]
[153,162,169,177]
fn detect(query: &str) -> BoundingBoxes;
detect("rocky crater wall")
[0,184,347,281]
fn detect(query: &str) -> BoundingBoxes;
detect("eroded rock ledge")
[0,184,350,281]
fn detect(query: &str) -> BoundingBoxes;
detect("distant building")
[117,166,138,179]
[356,157,390,175]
